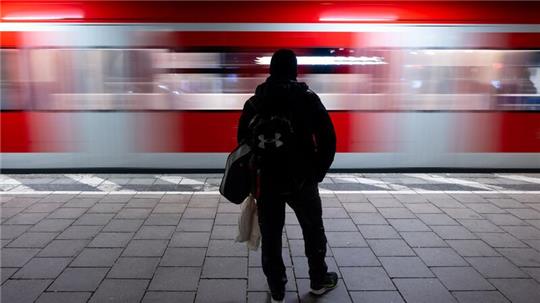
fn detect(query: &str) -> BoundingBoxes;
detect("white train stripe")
[2,23,540,33]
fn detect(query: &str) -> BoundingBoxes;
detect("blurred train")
[1,1,539,170]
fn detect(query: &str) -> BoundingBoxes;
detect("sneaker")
[309,272,338,295]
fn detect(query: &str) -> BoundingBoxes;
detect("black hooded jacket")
[237,77,336,183]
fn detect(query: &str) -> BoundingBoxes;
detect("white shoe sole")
[271,299,283,303]
[309,284,337,296]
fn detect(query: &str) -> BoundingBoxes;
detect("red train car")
[1,1,539,169]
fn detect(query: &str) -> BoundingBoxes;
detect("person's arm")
[237,97,256,144]
[310,92,336,182]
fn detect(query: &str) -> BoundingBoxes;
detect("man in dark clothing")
[237,49,337,302]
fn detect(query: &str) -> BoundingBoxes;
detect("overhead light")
[255,56,387,66]
[2,12,83,21]
[319,15,397,22]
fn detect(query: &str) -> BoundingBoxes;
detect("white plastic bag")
[236,195,261,250]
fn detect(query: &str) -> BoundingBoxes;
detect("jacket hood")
[254,77,308,104]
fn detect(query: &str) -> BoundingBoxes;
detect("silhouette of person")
[237,49,337,302]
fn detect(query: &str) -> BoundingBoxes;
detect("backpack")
[247,85,313,198]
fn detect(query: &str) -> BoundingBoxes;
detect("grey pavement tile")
[326,231,367,247]
[0,207,24,219]
[87,203,124,213]
[322,207,350,218]
[350,291,405,303]
[336,193,368,203]
[71,248,122,267]
[323,218,358,231]
[489,198,527,209]
[25,203,63,213]
[458,219,504,233]
[215,213,238,225]
[431,225,477,240]
[443,208,483,220]
[144,214,182,226]
[342,203,377,213]
[88,232,133,247]
[341,267,394,290]
[49,267,108,291]
[466,257,528,278]
[8,232,58,248]
[523,267,540,283]
[36,292,92,303]
[30,219,74,232]
[379,256,433,278]
[466,203,506,214]
[122,239,168,257]
[39,194,77,203]
[367,239,415,256]
[99,194,134,203]
[47,208,86,219]
[207,239,248,257]
[247,291,298,303]
[400,231,447,247]
[56,225,102,240]
[524,239,540,251]
[5,212,48,224]
[297,278,351,303]
[188,199,219,208]
[134,225,175,239]
[161,248,206,266]
[394,278,457,303]
[406,203,442,214]
[427,198,465,209]
[432,267,494,290]
[1,248,39,267]
[1,279,52,303]
[484,213,527,225]
[126,198,159,208]
[509,194,540,203]
[489,278,540,303]
[394,194,429,203]
[142,292,196,303]
[183,208,217,219]
[1,225,31,239]
[13,257,71,279]
[102,219,144,232]
[74,213,115,226]
[476,233,527,248]
[63,198,99,208]
[333,247,380,266]
[152,203,186,213]
[39,240,88,257]
[107,257,160,279]
[195,279,246,303]
[452,194,488,203]
[496,248,540,266]
[285,225,303,239]
[350,213,388,225]
[170,232,211,247]
[414,247,468,267]
[89,279,149,303]
[501,225,540,240]
[149,267,201,291]
[416,213,459,226]
[452,291,510,303]
[292,256,339,279]
[1,267,18,284]
[211,225,238,239]
[248,267,296,291]
[357,225,400,239]
[115,208,152,219]
[378,208,416,219]
[177,219,214,232]
[447,240,500,257]
[388,219,430,232]
[160,194,192,203]
[527,219,540,229]
[202,257,247,278]
[368,198,403,208]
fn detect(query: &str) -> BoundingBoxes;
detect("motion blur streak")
[1,1,539,169]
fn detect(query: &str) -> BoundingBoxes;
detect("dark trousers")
[257,181,328,289]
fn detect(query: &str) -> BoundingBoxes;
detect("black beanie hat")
[270,49,297,80]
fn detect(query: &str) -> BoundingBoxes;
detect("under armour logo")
[258,133,283,149]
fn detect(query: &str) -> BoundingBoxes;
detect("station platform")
[1,173,540,303]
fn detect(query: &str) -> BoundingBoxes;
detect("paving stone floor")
[1,173,540,302]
